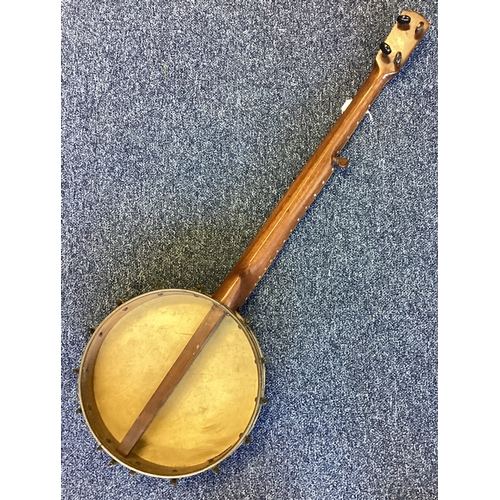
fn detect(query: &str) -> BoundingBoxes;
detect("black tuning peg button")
[397,14,411,27]
[380,42,392,55]
[415,21,425,37]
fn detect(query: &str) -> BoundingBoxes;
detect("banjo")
[78,11,430,480]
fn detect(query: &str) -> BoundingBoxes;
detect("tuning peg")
[108,459,117,466]
[415,21,425,37]
[394,51,402,67]
[333,157,349,169]
[212,464,220,474]
[170,478,178,485]
[244,435,251,445]
[72,367,80,375]
[397,14,411,28]
[380,42,391,55]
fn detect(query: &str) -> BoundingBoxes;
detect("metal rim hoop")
[78,289,266,478]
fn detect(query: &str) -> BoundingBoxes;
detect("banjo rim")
[78,288,267,478]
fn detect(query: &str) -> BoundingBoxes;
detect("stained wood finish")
[213,10,430,310]
[115,10,430,457]
[116,304,226,457]
[211,67,386,310]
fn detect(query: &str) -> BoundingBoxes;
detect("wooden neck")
[212,63,393,310]
[213,7,432,310]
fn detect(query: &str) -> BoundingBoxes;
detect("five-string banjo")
[78,11,430,479]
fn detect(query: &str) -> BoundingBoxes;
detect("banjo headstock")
[376,10,430,76]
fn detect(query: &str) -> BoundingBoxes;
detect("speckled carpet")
[61,1,438,498]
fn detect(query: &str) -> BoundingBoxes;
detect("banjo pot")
[79,289,266,477]
[77,11,430,479]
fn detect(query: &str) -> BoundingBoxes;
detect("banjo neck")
[213,10,430,310]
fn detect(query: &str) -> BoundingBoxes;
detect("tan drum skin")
[78,289,267,478]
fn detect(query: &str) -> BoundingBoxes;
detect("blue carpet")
[61,1,438,498]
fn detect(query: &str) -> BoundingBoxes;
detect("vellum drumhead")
[79,290,265,477]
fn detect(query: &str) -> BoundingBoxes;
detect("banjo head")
[78,289,266,478]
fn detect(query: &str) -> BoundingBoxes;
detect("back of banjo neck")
[213,10,430,310]
[116,10,430,458]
